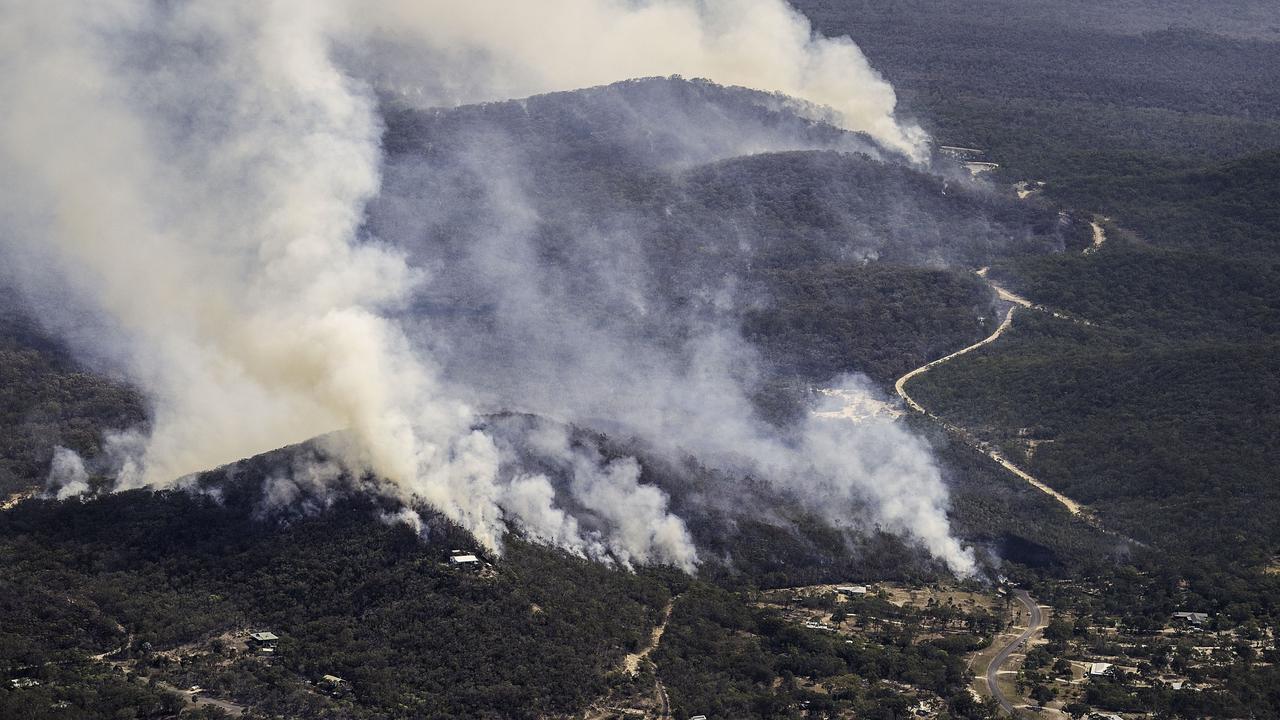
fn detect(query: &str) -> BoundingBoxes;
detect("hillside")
[4,2,1280,718]
[372,77,1081,406]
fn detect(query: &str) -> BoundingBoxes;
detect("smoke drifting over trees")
[0,0,1065,575]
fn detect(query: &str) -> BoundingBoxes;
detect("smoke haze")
[0,0,975,574]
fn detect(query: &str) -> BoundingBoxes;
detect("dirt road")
[894,275,1086,516]
[895,305,1017,416]
[1083,220,1108,255]
[156,680,248,716]
[894,303,1083,515]
[623,599,674,674]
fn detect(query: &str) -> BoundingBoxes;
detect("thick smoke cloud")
[374,128,976,571]
[1,0,501,547]
[351,0,925,158]
[0,0,971,574]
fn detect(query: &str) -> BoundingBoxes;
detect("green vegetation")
[655,584,998,720]
[0,665,189,720]
[1012,571,1280,718]
[1049,150,1280,256]
[0,478,674,719]
[744,264,992,387]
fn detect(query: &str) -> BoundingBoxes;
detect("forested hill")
[372,77,1082,396]
[380,76,875,172]
[791,0,1280,571]
[376,76,1074,271]
[1051,149,1280,257]
[0,79,1077,502]
[795,0,1280,183]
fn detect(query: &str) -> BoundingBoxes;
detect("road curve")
[895,304,1017,415]
[987,590,1043,717]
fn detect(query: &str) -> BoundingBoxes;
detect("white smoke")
[1,0,967,574]
[44,430,149,500]
[47,446,90,500]
[352,0,926,158]
[0,0,501,546]
[378,506,426,535]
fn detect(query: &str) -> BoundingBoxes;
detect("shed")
[249,631,279,653]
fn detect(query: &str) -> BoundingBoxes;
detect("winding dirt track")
[615,597,676,719]
[895,304,1017,416]
[894,275,1085,516]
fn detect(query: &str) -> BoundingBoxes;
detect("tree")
[1043,618,1073,643]
[1064,701,1091,719]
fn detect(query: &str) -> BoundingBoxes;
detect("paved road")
[987,590,1043,717]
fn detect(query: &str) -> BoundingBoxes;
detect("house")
[1171,611,1209,626]
[9,678,39,689]
[690,716,708,720]
[1088,662,1113,677]
[836,585,868,597]
[449,553,481,567]
[937,145,985,161]
[249,631,279,653]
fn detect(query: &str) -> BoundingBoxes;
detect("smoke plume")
[350,0,925,157]
[1,0,971,574]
